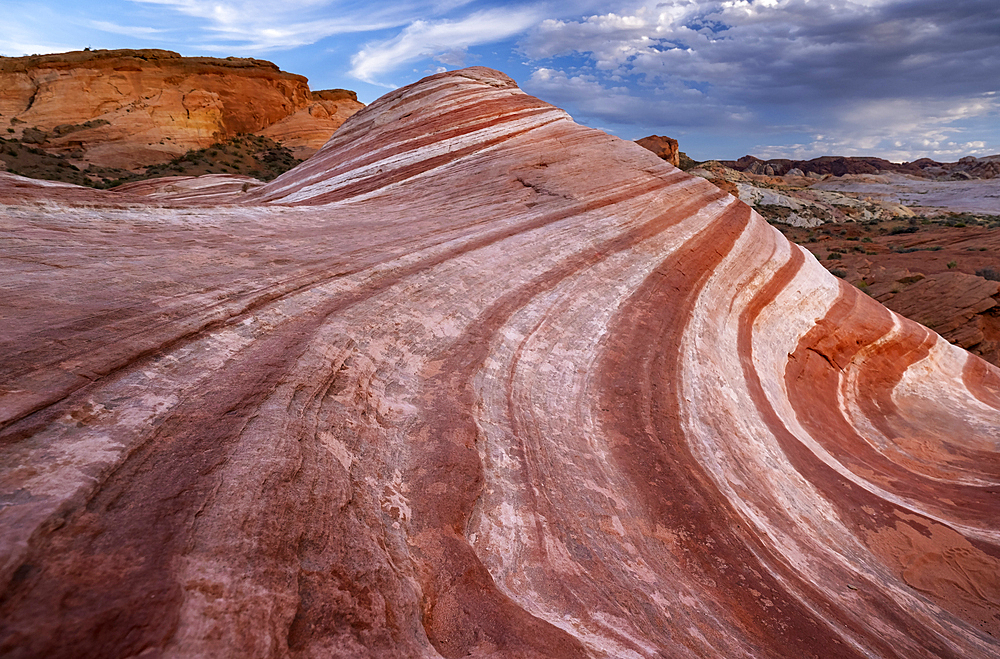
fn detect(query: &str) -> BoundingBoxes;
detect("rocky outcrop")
[1,67,998,658]
[258,90,363,160]
[634,134,679,166]
[880,271,1000,358]
[0,49,363,168]
[726,154,1000,180]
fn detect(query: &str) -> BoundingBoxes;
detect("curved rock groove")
[0,67,997,658]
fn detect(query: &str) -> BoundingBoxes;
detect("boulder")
[634,134,680,166]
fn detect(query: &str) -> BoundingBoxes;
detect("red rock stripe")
[963,353,1000,411]
[594,206,873,657]
[776,283,997,649]
[849,319,1000,483]
[736,247,969,656]
[0,169,692,658]
[405,185,728,657]
[255,101,558,203]
[273,115,564,205]
[781,286,999,527]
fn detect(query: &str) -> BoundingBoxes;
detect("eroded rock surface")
[1,67,998,658]
[0,49,363,168]
[635,135,680,167]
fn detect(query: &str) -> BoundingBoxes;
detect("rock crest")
[0,67,997,658]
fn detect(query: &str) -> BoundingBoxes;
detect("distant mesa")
[0,49,364,169]
[724,153,1000,180]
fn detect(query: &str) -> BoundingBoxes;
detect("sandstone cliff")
[0,49,363,168]
[0,68,998,658]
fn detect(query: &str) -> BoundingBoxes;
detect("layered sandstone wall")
[0,49,362,167]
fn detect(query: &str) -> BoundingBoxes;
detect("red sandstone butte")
[0,67,997,658]
[0,49,364,167]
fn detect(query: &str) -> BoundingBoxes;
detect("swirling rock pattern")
[0,68,998,658]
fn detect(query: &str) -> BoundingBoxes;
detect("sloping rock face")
[1,67,998,658]
[259,89,364,160]
[0,49,363,168]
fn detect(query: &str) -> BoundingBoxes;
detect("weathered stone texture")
[0,49,363,167]
[0,67,997,658]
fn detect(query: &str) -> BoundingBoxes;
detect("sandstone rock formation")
[0,49,363,168]
[259,89,364,160]
[0,67,998,658]
[634,134,680,166]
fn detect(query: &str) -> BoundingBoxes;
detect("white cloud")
[526,66,747,134]
[127,0,422,50]
[349,7,543,85]
[755,95,1000,161]
[517,0,1000,159]
[89,21,165,38]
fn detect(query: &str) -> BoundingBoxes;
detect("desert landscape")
[1,58,998,658]
[652,157,1000,368]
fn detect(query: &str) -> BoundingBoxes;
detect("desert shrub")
[947,261,957,269]
[889,225,919,235]
[829,268,848,278]
[827,251,843,260]
[862,237,873,243]
[976,268,1000,281]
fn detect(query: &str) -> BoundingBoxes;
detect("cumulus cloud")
[518,0,1000,159]
[349,7,543,85]
[755,94,1000,160]
[3,0,997,159]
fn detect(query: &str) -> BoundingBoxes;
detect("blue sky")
[3,0,999,162]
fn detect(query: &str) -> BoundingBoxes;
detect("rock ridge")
[0,66,997,658]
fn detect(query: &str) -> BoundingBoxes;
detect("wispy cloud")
[127,0,419,50]
[349,7,544,85]
[1,0,997,159]
[89,20,165,38]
